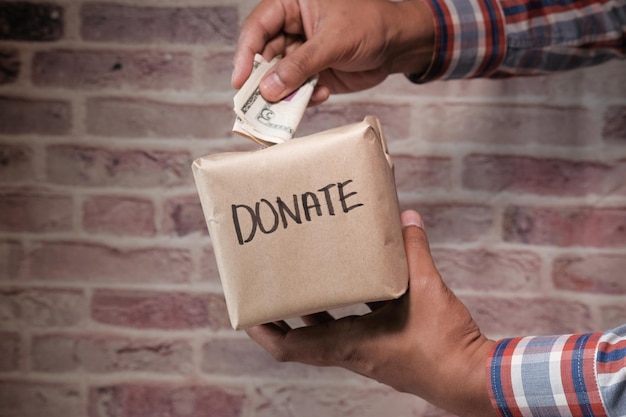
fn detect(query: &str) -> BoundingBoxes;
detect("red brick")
[46,145,192,187]
[28,241,192,283]
[548,61,626,101]
[367,73,455,97]
[600,305,626,330]
[398,202,493,243]
[462,296,595,337]
[91,290,230,330]
[0,188,73,233]
[0,96,70,135]
[86,97,233,139]
[433,249,542,291]
[252,385,425,417]
[413,103,597,146]
[613,160,626,195]
[503,206,626,247]
[199,245,220,284]
[0,240,22,280]
[463,154,611,196]
[194,139,260,158]
[0,2,63,41]
[0,144,34,182]
[0,331,19,371]
[0,381,81,417]
[544,65,586,101]
[603,105,626,142]
[454,76,550,99]
[83,196,156,236]
[298,102,411,139]
[202,338,360,381]
[201,50,235,92]
[0,288,87,328]
[162,194,206,236]
[553,254,626,294]
[81,4,238,45]
[33,49,193,90]
[0,48,20,84]
[583,61,626,99]
[89,384,244,417]
[393,155,452,192]
[32,333,192,374]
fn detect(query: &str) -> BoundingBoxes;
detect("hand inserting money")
[233,54,318,147]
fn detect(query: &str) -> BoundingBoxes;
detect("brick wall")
[0,0,624,416]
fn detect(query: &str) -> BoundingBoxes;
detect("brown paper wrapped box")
[192,116,408,329]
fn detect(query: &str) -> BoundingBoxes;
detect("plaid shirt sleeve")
[408,0,626,82]
[487,324,626,417]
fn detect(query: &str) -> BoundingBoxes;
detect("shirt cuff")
[487,332,607,417]
[407,0,507,82]
[595,325,626,415]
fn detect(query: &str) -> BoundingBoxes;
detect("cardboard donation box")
[192,116,408,329]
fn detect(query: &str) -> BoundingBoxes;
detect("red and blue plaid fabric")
[488,325,626,417]
[410,0,625,81]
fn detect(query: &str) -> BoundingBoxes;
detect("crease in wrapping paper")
[192,116,408,329]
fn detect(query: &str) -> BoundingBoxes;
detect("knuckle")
[269,346,292,363]
[278,53,312,83]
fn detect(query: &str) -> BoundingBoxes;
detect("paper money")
[233,54,318,146]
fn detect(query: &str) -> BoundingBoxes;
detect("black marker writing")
[232,179,364,245]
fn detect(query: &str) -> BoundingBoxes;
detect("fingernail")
[260,72,286,99]
[401,210,424,229]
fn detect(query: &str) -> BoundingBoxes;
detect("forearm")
[498,0,626,75]
[410,0,626,82]
[487,324,626,417]
[387,0,435,76]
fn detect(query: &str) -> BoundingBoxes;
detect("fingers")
[232,0,291,89]
[259,39,334,101]
[245,323,289,360]
[246,316,363,367]
[245,210,436,373]
[233,0,327,102]
[308,85,330,106]
[400,210,425,230]
[400,210,440,288]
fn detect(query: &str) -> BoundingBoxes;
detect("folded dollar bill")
[233,54,318,146]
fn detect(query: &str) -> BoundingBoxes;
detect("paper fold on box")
[192,116,408,329]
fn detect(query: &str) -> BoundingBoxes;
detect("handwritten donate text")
[231,179,364,245]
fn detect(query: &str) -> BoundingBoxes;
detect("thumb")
[259,39,329,101]
[400,210,440,287]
